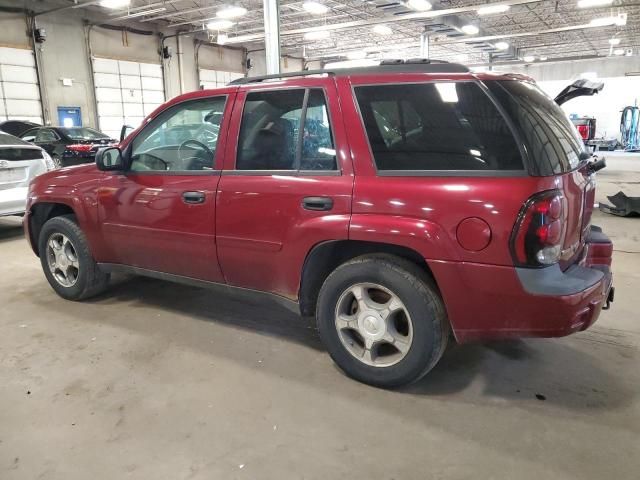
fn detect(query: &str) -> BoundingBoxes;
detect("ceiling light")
[207,19,234,30]
[461,24,480,35]
[614,48,624,55]
[217,33,229,45]
[303,1,329,14]
[523,55,535,62]
[406,0,432,11]
[609,37,621,45]
[304,30,331,41]
[100,0,130,8]
[577,0,613,8]
[217,6,247,19]
[477,4,510,15]
[121,7,166,18]
[589,14,627,27]
[346,50,367,60]
[372,24,393,35]
[494,41,509,50]
[539,55,548,61]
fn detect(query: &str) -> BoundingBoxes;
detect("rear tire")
[316,254,449,388]
[38,215,110,300]
[52,154,62,168]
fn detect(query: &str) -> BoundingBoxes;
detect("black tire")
[38,215,110,300]
[316,254,449,388]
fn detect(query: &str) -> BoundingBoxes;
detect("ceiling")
[40,0,640,66]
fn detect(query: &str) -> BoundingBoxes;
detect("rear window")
[354,82,524,172]
[487,80,584,175]
[0,147,43,161]
[0,132,31,146]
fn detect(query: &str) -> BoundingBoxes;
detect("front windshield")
[65,127,110,141]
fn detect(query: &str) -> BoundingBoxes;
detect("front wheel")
[317,255,449,388]
[38,215,110,300]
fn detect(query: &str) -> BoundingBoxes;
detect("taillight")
[67,144,93,153]
[576,124,590,140]
[510,190,567,267]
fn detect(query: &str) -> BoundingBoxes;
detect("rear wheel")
[38,215,110,300]
[317,255,449,388]
[52,154,62,168]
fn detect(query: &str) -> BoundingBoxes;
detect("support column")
[263,0,281,74]
[419,30,430,59]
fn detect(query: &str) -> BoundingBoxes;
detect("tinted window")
[65,127,109,141]
[35,129,59,142]
[237,89,336,171]
[130,97,226,172]
[355,82,523,171]
[488,80,584,175]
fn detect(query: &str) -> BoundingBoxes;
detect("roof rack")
[229,59,469,85]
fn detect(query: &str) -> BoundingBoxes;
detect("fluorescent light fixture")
[494,41,510,50]
[100,0,130,8]
[217,6,247,19]
[577,0,613,8]
[523,55,535,62]
[346,50,367,60]
[609,37,621,45]
[207,19,234,30]
[477,4,510,15]
[406,0,432,11]
[589,14,627,27]
[539,55,548,61]
[372,24,393,35]
[435,83,459,103]
[217,33,229,44]
[469,149,482,156]
[122,7,166,18]
[461,24,480,35]
[304,30,330,40]
[614,48,624,55]
[303,1,329,14]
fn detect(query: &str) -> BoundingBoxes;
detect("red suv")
[25,61,614,388]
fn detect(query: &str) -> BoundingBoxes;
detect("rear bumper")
[0,187,27,216]
[430,226,613,343]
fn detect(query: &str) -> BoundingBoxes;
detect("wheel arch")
[28,202,77,256]
[299,239,439,316]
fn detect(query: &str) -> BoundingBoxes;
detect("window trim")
[233,86,341,176]
[351,79,529,177]
[123,94,229,176]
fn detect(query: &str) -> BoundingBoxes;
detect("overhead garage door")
[199,69,244,89]
[0,47,43,124]
[92,57,165,139]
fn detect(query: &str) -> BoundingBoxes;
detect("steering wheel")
[178,138,212,158]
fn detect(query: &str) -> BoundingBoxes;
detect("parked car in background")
[0,131,58,217]
[20,127,116,167]
[24,61,614,388]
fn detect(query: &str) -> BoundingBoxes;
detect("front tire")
[38,215,110,300]
[317,255,449,388]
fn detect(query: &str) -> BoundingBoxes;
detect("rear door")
[216,79,354,299]
[33,128,63,156]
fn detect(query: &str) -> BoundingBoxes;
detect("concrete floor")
[1,156,639,480]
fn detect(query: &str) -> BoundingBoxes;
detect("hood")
[554,79,604,106]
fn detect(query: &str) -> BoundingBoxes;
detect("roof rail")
[229,59,469,85]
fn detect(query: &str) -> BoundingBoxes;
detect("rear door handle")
[302,196,333,211]
[182,191,206,204]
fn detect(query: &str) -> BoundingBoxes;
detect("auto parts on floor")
[599,191,640,217]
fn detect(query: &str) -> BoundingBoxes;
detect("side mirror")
[120,124,134,142]
[96,147,123,171]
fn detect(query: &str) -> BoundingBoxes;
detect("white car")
[0,131,58,217]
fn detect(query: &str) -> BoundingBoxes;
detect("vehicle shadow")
[0,216,24,242]
[82,274,636,412]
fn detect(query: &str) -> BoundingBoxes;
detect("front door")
[216,81,354,299]
[97,94,233,282]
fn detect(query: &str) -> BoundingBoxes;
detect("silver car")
[0,131,58,217]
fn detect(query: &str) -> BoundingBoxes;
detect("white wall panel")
[0,47,35,67]
[142,90,164,103]
[0,47,42,123]
[121,89,142,103]
[118,60,140,76]
[5,99,41,116]
[140,63,162,78]
[92,58,119,74]
[120,74,141,90]
[1,64,38,84]
[2,82,39,100]
[123,102,143,117]
[95,87,122,103]
[143,103,161,116]
[141,76,163,91]
[94,72,120,88]
[97,102,123,117]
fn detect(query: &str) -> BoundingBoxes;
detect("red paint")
[25,69,614,342]
[456,217,491,252]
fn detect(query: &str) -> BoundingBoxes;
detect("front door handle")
[302,196,333,211]
[182,191,206,204]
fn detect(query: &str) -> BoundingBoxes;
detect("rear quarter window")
[354,82,524,173]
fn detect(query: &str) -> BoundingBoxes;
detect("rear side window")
[236,88,336,171]
[354,82,524,172]
[487,80,584,175]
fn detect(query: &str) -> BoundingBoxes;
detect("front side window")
[35,129,59,142]
[354,82,524,172]
[236,88,336,171]
[130,97,226,172]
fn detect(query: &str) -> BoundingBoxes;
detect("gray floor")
[1,156,639,480]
